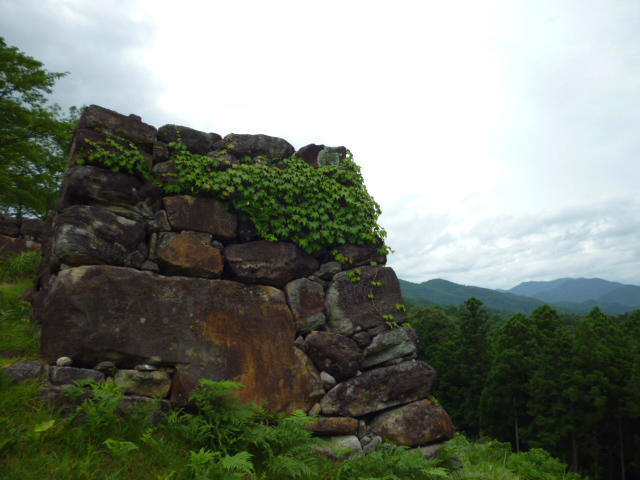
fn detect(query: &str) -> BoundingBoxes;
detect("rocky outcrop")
[29,104,453,454]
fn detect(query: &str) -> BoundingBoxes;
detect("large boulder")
[224,241,319,288]
[114,369,172,397]
[163,195,237,242]
[320,360,437,417]
[284,278,326,334]
[294,144,347,168]
[303,331,361,381]
[37,265,322,413]
[156,231,223,278]
[50,205,146,269]
[369,400,455,447]
[67,105,156,170]
[361,327,418,369]
[223,133,294,160]
[325,266,407,335]
[157,124,221,155]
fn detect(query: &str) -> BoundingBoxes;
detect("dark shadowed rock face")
[157,124,221,155]
[303,331,361,381]
[57,166,143,211]
[320,360,437,417]
[223,133,294,160]
[325,266,407,335]
[51,205,146,269]
[369,400,455,447]
[305,416,359,436]
[285,278,326,335]
[36,265,321,412]
[156,231,223,278]
[163,195,237,242]
[224,241,319,288]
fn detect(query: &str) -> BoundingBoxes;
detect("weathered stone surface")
[153,141,169,164]
[38,265,322,413]
[51,206,146,269]
[118,395,172,423]
[314,435,362,459]
[285,278,326,335]
[327,244,386,268]
[417,443,446,460]
[76,105,157,152]
[163,195,237,242]
[294,144,347,168]
[306,416,359,436]
[158,124,221,155]
[0,214,20,236]
[156,231,223,278]
[369,400,455,447]
[58,166,143,209]
[361,434,383,454]
[361,327,418,369]
[317,146,348,167]
[57,166,158,224]
[49,366,105,385]
[2,361,47,383]
[225,241,319,288]
[224,133,294,160]
[352,331,372,349]
[314,261,342,280]
[56,356,73,366]
[320,360,437,417]
[0,235,40,257]
[114,369,171,397]
[95,361,116,375]
[303,331,361,381]
[294,144,325,168]
[20,218,45,241]
[325,266,407,335]
[320,371,336,390]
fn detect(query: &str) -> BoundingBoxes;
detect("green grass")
[0,251,578,479]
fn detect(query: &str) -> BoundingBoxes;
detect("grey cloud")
[0,0,167,126]
[389,197,640,289]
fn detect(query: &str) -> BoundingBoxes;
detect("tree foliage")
[0,37,76,218]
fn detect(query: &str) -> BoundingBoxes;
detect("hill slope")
[401,278,640,315]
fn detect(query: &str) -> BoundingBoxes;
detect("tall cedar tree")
[0,37,75,218]
[480,313,536,452]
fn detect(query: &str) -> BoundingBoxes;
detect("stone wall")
[0,214,44,257]
[29,105,454,454]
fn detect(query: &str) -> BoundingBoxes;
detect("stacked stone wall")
[0,214,45,258]
[26,105,454,456]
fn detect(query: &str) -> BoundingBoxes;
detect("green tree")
[0,37,76,218]
[480,313,536,452]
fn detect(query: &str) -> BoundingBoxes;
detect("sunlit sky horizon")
[2,0,639,289]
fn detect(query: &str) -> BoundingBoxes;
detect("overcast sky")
[2,0,639,288]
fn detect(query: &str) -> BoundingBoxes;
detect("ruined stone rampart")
[28,105,454,454]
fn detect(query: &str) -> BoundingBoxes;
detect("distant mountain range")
[399,277,640,315]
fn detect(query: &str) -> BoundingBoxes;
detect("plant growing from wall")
[161,141,387,254]
[79,136,151,179]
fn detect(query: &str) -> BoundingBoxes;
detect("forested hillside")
[410,299,640,480]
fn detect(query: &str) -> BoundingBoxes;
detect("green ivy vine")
[80,136,151,179]
[161,141,387,254]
